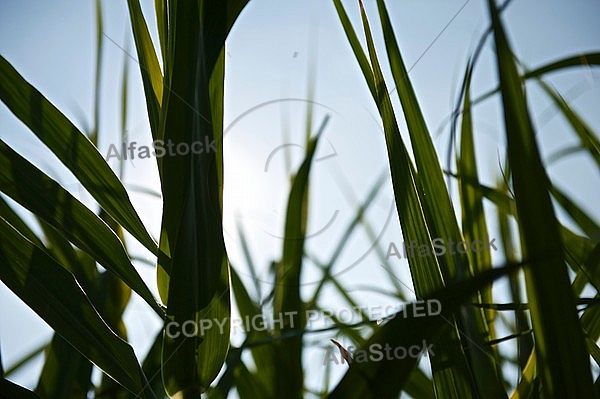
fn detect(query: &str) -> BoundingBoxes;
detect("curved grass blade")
[523,52,600,79]
[158,1,236,395]
[488,0,594,396]
[0,56,157,256]
[0,218,155,399]
[0,140,162,316]
[551,184,600,240]
[127,0,163,142]
[336,1,488,396]
[457,61,497,334]
[536,78,600,170]
[272,116,329,398]
[464,52,600,115]
[329,262,522,399]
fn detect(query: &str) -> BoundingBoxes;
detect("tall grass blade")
[0,55,157,255]
[488,0,594,396]
[272,116,328,398]
[329,262,522,399]
[158,0,250,395]
[127,0,163,142]
[536,78,600,170]
[375,2,505,394]
[0,218,155,399]
[0,140,162,315]
[336,1,481,396]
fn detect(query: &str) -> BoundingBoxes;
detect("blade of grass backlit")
[536,78,600,170]
[329,262,522,399]
[127,0,163,142]
[374,2,506,393]
[35,231,98,398]
[272,116,328,398]
[0,141,162,316]
[153,0,167,70]
[91,0,103,145]
[0,195,43,246]
[230,267,275,396]
[344,1,483,396]
[36,334,93,398]
[0,55,157,256]
[551,184,600,239]
[0,218,155,399]
[488,0,593,396]
[454,62,505,395]
[457,62,496,337]
[157,0,248,395]
[462,52,600,115]
[496,178,534,371]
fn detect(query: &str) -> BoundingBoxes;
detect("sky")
[1,0,599,395]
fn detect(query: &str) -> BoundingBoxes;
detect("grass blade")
[0,140,162,316]
[0,55,157,256]
[488,1,594,396]
[0,218,155,399]
[272,116,329,398]
[329,262,522,399]
[536,78,600,170]
[158,1,241,395]
[127,0,163,142]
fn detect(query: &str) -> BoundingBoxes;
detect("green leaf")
[230,267,275,396]
[536,78,600,171]
[335,1,486,396]
[158,1,235,395]
[551,184,600,240]
[466,52,600,114]
[127,0,163,143]
[488,0,594,396]
[0,195,43,246]
[0,217,155,399]
[35,335,94,399]
[373,6,505,395]
[272,116,329,398]
[0,140,162,316]
[329,262,522,398]
[0,55,157,256]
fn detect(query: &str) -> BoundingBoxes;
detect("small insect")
[330,339,353,365]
